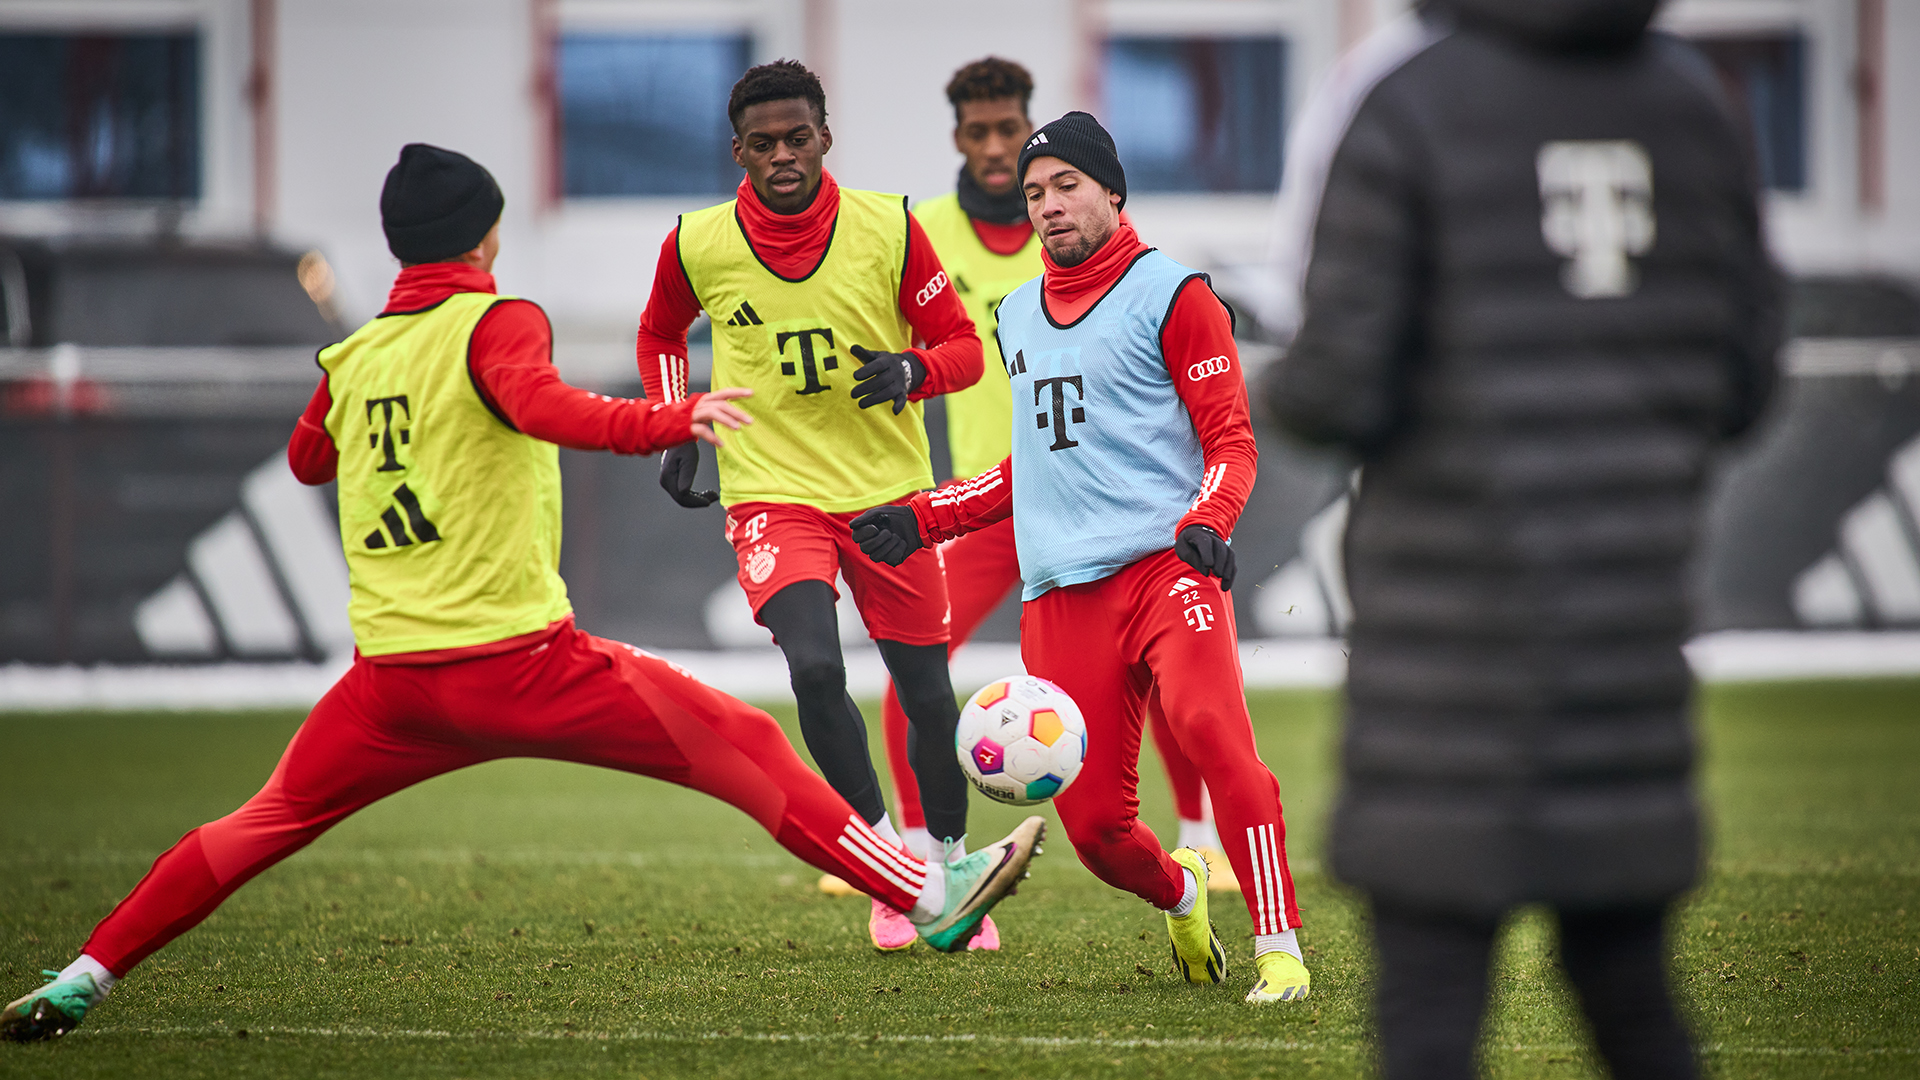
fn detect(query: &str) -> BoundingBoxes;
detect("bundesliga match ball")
[955,676,1088,806]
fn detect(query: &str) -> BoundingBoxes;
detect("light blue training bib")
[995,249,1212,599]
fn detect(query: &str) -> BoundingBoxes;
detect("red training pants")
[82,620,925,975]
[1022,549,1302,934]
[881,518,1215,832]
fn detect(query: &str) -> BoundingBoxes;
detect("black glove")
[850,504,924,566]
[849,345,925,414]
[658,442,718,508]
[1175,524,1236,591]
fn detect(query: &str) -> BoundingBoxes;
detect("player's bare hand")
[1175,524,1237,591]
[850,504,923,566]
[690,387,754,446]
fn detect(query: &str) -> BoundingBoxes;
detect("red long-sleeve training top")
[288,263,708,485]
[634,171,982,402]
[907,223,1258,547]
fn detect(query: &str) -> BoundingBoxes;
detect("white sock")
[1255,929,1301,961]
[901,826,933,860]
[1177,818,1218,851]
[1161,866,1199,917]
[59,955,116,1002]
[870,813,903,848]
[907,862,946,924]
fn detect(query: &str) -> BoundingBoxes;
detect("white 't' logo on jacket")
[1537,140,1655,299]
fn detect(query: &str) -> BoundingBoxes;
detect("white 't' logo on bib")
[1537,140,1655,299]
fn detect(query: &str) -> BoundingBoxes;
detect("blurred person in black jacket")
[1265,0,1781,1077]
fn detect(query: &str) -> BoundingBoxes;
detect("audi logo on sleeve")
[915,271,949,308]
[1187,355,1233,382]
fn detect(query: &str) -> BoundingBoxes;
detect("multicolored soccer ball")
[955,676,1088,806]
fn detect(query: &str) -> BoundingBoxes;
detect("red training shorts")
[725,500,951,646]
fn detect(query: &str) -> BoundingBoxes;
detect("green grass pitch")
[2,680,1916,1078]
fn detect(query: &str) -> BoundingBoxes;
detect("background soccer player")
[869,58,1240,895]
[0,144,1042,1043]
[633,62,985,952]
[853,113,1311,1004]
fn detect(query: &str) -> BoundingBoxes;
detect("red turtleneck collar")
[734,169,842,280]
[1040,222,1152,325]
[970,217,1034,256]
[383,261,497,314]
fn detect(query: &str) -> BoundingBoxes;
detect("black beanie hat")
[1017,111,1127,210]
[380,143,504,264]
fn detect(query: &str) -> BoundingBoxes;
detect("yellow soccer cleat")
[817,873,861,897]
[1244,949,1311,1003]
[1165,847,1226,984]
[1196,846,1241,893]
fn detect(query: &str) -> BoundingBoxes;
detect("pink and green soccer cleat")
[917,817,1044,952]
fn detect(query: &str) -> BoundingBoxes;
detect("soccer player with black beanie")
[853,112,1312,1004]
[632,61,989,953]
[0,143,1041,1043]
[862,58,1244,905]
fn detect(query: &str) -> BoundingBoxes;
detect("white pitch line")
[72,1025,1340,1052]
[67,1025,1920,1058]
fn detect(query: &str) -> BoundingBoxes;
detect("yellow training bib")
[678,189,932,512]
[319,292,571,656]
[912,192,1042,480]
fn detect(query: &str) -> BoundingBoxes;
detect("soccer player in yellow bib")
[867,59,1242,901]
[634,61,988,952]
[0,143,1042,1043]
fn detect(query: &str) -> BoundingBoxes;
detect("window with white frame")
[1690,33,1808,193]
[558,33,753,197]
[0,32,201,200]
[1102,36,1287,193]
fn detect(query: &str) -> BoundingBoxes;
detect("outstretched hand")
[850,504,923,566]
[690,386,753,446]
[1175,524,1237,591]
[849,345,924,414]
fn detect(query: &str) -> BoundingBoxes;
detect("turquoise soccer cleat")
[917,817,1044,952]
[1,970,102,1043]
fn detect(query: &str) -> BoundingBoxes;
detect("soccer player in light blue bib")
[853,111,1312,1004]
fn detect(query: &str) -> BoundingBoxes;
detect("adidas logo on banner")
[365,483,442,549]
[1794,433,1920,627]
[132,455,353,661]
[1252,489,1355,639]
[726,301,764,327]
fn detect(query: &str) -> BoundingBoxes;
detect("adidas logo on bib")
[725,300,764,327]
[364,483,442,549]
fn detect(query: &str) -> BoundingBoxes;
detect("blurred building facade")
[2,0,1918,664]
[1,0,1914,348]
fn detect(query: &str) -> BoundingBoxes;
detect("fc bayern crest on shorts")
[746,545,779,584]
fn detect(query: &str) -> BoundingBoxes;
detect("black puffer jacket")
[1269,0,1781,917]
